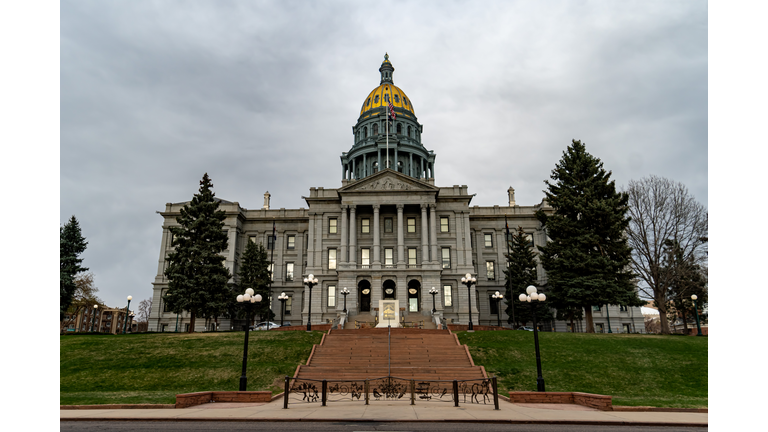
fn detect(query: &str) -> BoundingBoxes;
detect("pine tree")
[60,216,88,321]
[504,226,552,328]
[536,140,642,333]
[163,173,232,333]
[238,239,275,324]
[663,240,707,332]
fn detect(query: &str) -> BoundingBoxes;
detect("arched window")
[396,123,402,134]
[408,126,412,138]
[374,95,379,104]
[372,123,379,135]
[394,94,400,103]
[384,94,390,103]
[364,126,368,137]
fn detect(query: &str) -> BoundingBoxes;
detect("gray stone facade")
[149,55,645,334]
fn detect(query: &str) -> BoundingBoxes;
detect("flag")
[388,101,396,123]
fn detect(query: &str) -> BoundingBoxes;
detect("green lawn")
[60,331,323,405]
[457,331,707,408]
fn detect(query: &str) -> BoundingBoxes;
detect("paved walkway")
[60,399,708,426]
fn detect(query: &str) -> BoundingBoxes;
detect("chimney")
[263,191,271,210]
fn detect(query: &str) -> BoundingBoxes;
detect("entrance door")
[407,280,420,312]
[383,279,396,299]
[359,280,371,312]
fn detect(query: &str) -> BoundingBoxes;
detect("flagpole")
[386,101,389,169]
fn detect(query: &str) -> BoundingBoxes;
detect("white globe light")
[471,277,477,283]
[254,294,263,302]
[526,285,537,295]
[127,295,133,301]
[281,292,286,297]
[246,288,254,296]
[237,295,244,303]
[244,293,251,301]
[531,292,539,301]
[461,277,466,283]
[526,295,532,302]
[465,273,472,279]
[303,278,309,283]
[539,293,546,301]
[495,291,500,296]
[308,274,314,280]
[519,294,527,302]
[691,294,697,300]
[313,278,319,284]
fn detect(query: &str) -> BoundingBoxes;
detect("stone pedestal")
[375,300,400,327]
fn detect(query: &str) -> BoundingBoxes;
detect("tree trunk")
[656,294,671,334]
[682,310,689,332]
[584,308,594,333]
[570,315,575,333]
[188,310,196,333]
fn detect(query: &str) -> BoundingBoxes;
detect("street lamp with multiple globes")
[429,287,439,313]
[236,288,262,391]
[341,287,350,313]
[303,274,319,331]
[122,295,133,334]
[519,285,546,392]
[128,312,135,332]
[90,304,99,332]
[460,273,477,331]
[278,292,289,327]
[691,294,703,336]
[492,291,504,327]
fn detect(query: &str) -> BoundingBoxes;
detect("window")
[285,295,292,315]
[408,126,412,138]
[268,264,274,281]
[525,233,534,248]
[287,235,295,250]
[620,305,628,312]
[595,323,605,333]
[267,234,275,250]
[442,247,451,269]
[374,95,379,104]
[384,218,393,233]
[408,248,417,265]
[396,123,402,134]
[385,248,394,267]
[394,94,399,103]
[486,261,495,280]
[489,295,500,315]
[440,216,449,232]
[329,218,338,234]
[361,248,370,266]
[592,305,601,312]
[443,285,453,307]
[161,324,168,332]
[407,217,416,233]
[286,263,294,281]
[328,286,336,307]
[328,249,337,270]
[623,323,631,333]
[484,233,493,248]
[361,218,370,234]
[249,236,258,244]
[373,123,379,134]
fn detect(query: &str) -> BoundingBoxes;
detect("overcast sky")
[57,0,708,308]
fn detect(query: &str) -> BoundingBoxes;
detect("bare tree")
[625,176,708,334]
[137,298,153,323]
[61,272,103,332]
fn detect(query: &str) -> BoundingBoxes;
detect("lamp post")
[122,295,133,334]
[90,304,98,332]
[303,274,318,331]
[519,285,546,392]
[461,273,477,331]
[691,294,703,336]
[236,288,262,391]
[128,312,135,332]
[493,291,504,327]
[429,287,439,313]
[341,287,350,313]
[278,292,288,327]
[605,304,612,333]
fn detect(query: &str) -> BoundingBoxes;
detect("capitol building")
[149,55,645,334]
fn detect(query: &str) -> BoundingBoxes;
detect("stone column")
[315,215,323,268]
[340,206,348,264]
[464,212,473,266]
[378,149,381,173]
[455,214,464,267]
[373,204,381,267]
[396,204,405,267]
[429,204,438,264]
[349,205,357,265]
[307,213,315,268]
[420,204,429,264]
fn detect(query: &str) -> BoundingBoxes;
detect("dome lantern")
[380,52,394,84]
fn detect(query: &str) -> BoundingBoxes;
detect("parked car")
[250,322,281,330]
[517,326,534,331]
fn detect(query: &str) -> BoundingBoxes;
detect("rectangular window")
[384,218,393,233]
[285,295,292,315]
[592,305,601,312]
[361,218,370,233]
[286,263,294,281]
[328,286,336,307]
[489,295,499,315]
[287,235,295,250]
[361,248,370,266]
[408,248,417,265]
[620,305,628,312]
[440,216,449,232]
[442,247,451,269]
[329,218,338,234]
[407,217,416,233]
[385,248,394,266]
[267,234,275,250]
[484,233,493,248]
[443,285,453,307]
[328,249,337,270]
[486,261,495,280]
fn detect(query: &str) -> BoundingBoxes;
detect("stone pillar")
[363,153,367,178]
[352,159,356,180]
[420,204,429,264]
[455,214,464,267]
[378,149,381,173]
[395,147,399,172]
[464,212,473,266]
[396,204,405,267]
[307,213,315,268]
[409,153,413,177]
[349,205,357,265]
[373,204,381,267]
[315,215,323,268]
[429,204,438,264]
[420,158,424,179]
[340,206,348,264]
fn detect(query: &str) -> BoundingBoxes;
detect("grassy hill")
[61,330,706,408]
[457,330,707,408]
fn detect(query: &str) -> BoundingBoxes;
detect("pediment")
[339,169,438,193]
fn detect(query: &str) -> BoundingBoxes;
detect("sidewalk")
[60,398,708,427]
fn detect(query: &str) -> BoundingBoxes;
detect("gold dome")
[359,84,415,117]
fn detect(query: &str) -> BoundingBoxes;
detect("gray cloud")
[61,0,707,308]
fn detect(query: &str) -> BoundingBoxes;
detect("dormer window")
[394,94,399,103]
[374,95,379,104]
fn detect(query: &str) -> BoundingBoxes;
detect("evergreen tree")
[663,240,707,332]
[163,173,232,332]
[60,216,88,321]
[237,240,275,323]
[504,226,552,328]
[536,140,642,333]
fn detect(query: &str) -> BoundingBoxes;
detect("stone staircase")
[294,328,487,381]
